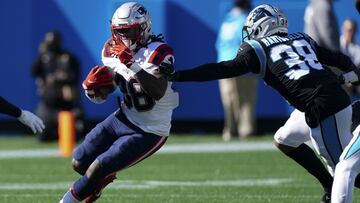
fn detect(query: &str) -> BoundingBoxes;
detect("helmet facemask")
[110,2,152,51]
[111,22,149,51]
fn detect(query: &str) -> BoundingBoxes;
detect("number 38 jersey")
[241,32,353,118]
[102,41,179,136]
[176,32,356,121]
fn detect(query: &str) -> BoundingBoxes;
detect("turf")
[0,135,358,203]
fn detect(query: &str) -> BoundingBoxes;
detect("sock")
[73,175,98,200]
[59,189,80,203]
[284,144,333,192]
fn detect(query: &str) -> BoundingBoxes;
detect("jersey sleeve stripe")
[148,44,174,66]
[247,40,267,78]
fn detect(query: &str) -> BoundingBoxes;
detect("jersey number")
[120,79,155,111]
[270,39,323,80]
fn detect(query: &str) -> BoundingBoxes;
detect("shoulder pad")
[148,43,174,66]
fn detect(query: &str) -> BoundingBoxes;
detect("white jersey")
[102,40,178,136]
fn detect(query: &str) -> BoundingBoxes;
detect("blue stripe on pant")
[345,134,360,160]
[320,115,343,164]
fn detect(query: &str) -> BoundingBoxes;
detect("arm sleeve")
[317,45,357,72]
[177,43,260,82]
[0,97,22,117]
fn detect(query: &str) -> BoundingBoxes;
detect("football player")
[0,96,44,134]
[274,101,360,203]
[59,2,178,203]
[159,4,360,203]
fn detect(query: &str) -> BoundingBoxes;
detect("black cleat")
[320,192,331,203]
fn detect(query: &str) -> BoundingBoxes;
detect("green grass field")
[0,135,358,203]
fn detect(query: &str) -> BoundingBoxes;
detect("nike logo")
[87,80,98,84]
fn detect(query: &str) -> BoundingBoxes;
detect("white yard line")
[159,142,275,154]
[0,178,291,190]
[0,141,276,159]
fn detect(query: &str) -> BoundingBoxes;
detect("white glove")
[17,110,45,134]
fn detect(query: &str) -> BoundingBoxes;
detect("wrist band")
[343,71,359,83]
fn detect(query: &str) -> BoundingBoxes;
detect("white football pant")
[274,106,360,203]
[332,122,360,203]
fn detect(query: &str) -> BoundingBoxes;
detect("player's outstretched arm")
[17,110,45,134]
[159,60,250,82]
[0,96,45,134]
[159,42,260,82]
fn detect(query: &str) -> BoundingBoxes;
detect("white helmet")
[111,2,152,51]
[243,4,288,40]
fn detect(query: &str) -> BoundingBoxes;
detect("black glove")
[159,62,179,81]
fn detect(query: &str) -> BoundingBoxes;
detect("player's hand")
[110,43,133,67]
[82,66,115,90]
[17,110,45,134]
[82,66,116,103]
[159,62,178,81]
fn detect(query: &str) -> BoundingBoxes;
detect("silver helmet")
[111,2,152,51]
[243,4,288,40]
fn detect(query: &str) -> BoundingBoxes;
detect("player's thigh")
[73,113,120,168]
[274,109,310,147]
[310,106,353,172]
[338,129,360,172]
[97,132,167,175]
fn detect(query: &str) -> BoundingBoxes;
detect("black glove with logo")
[159,62,179,81]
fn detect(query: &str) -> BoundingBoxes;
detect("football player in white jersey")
[59,2,178,203]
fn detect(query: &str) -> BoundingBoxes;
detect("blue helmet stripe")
[246,40,266,78]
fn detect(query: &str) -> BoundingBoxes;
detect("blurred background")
[0,0,358,136]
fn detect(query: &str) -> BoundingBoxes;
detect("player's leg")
[83,134,167,202]
[309,106,353,203]
[59,112,122,203]
[71,110,167,202]
[219,79,237,141]
[309,106,353,173]
[236,76,257,137]
[332,125,360,203]
[274,109,333,196]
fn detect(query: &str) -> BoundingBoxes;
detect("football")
[82,65,117,104]
[85,81,117,104]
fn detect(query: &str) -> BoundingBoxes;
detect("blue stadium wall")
[0,0,358,123]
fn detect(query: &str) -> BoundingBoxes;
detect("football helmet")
[242,4,288,40]
[111,2,152,51]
